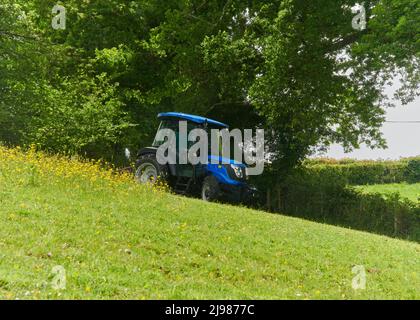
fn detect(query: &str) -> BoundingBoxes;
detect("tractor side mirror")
[124,148,131,161]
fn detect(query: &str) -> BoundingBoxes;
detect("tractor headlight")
[230,164,244,179]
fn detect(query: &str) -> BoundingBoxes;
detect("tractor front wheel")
[135,154,168,186]
[201,176,220,202]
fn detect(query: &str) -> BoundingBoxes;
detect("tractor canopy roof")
[158,112,229,129]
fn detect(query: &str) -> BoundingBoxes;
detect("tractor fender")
[137,147,157,157]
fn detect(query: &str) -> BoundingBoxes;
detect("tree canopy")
[1,0,419,169]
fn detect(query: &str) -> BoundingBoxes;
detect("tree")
[1,0,418,171]
[0,1,64,145]
[201,0,419,170]
[0,1,133,159]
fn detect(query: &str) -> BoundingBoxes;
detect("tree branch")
[328,30,368,52]
[326,0,373,53]
[0,30,39,42]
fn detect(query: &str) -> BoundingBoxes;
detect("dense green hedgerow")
[255,166,420,242]
[303,157,420,185]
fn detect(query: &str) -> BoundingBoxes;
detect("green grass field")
[357,183,420,202]
[0,147,419,300]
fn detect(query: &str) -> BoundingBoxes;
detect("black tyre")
[201,176,220,202]
[135,154,168,185]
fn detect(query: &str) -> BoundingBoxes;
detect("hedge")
[253,165,420,242]
[304,157,420,185]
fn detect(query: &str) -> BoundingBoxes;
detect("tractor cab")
[135,112,256,203]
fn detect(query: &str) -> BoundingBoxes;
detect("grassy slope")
[0,151,419,300]
[357,183,420,202]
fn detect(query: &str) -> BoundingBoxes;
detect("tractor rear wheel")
[135,154,168,186]
[201,176,220,202]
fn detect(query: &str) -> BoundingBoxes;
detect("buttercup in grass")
[0,145,167,194]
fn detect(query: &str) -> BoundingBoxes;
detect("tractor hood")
[208,155,246,167]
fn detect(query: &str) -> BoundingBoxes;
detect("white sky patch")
[325,83,420,160]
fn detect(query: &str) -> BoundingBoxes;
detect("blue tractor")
[135,112,257,203]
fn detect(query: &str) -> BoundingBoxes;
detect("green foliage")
[351,0,420,105]
[404,159,420,183]
[262,168,420,242]
[1,0,419,170]
[0,1,50,145]
[25,74,134,159]
[254,160,420,242]
[303,157,420,185]
[306,161,409,185]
